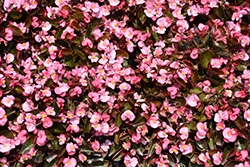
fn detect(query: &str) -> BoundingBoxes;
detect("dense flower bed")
[0,0,250,166]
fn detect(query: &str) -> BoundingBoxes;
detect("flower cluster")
[0,0,250,166]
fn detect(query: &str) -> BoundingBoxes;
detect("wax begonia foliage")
[0,0,250,166]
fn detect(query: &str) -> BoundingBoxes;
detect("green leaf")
[33,150,43,163]
[222,146,233,165]
[80,145,94,153]
[50,123,65,133]
[45,130,54,140]
[46,157,58,167]
[91,161,109,167]
[73,12,84,21]
[75,50,87,60]
[46,151,58,162]
[199,113,207,122]
[0,130,14,138]
[58,145,66,157]
[62,48,72,56]
[134,143,144,156]
[190,87,203,94]
[41,47,48,54]
[124,102,133,110]
[83,119,91,133]
[116,49,129,59]
[235,65,247,71]
[116,114,122,127]
[8,10,22,19]
[234,116,245,130]
[114,133,119,144]
[25,16,32,27]
[200,50,214,68]
[87,23,99,38]
[72,36,81,44]
[21,135,34,154]
[65,55,74,67]
[72,21,80,31]
[138,8,146,24]
[148,141,156,157]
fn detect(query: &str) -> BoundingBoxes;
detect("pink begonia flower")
[42,89,52,97]
[235,150,248,161]
[131,133,141,144]
[156,17,172,28]
[109,0,120,6]
[22,99,34,112]
[42,22,52,31]
[5,28,13,41]
[79,153,87,162]
[216,122,225,131]
[222,128,238,142]
[16,42,29,51]
[82,38,93,48]
[55,82,70,97]
[100,122,109,133]
[43,117,53,128]
[90,112,101,124]
[195,122,208,140]
[186,94,200,107]
[158,130,168,138]
[190,48,199,59]
[122,141,131,150]
[177,19,189,32]
[210,58,222,68]
[101,139,112,152]
[235,162,250,167]
[140,46,151,55]
[48,45,58,57]
[36,130,47,146]
[17,130,27,144]
[244,109,250,121]
[66,123,79,133]
[92,139,100,150]
[224,90,232,97]
[88,92,100,103]
[124,154,138,167]
[212,151,222,165]
[199,152,210,163]
[88,52,99,63]
[179,127,189,140]
[234,90,246,98]
[0,137,11,153]
[4,53,14,64]
[242,69,250,79]
[179,143,193,155]
[25,122,36,132]
[57,134,66,145]
[97,39,109,51]
[1,95,15,107]
[167,86,178,99]
[187,5,199,16]
[17,113,24,124]
[119,82,131,91]
[66,142,78,155]
[147,117,161,128]
[121,110,135,121]
[169,145,179,154]
[63,157,77,167]
[0,107,7,126]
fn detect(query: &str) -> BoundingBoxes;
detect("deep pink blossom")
[1,95,15,107]
[63,157,77,167]
[36,130,47,146]
[121,110,135,121]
